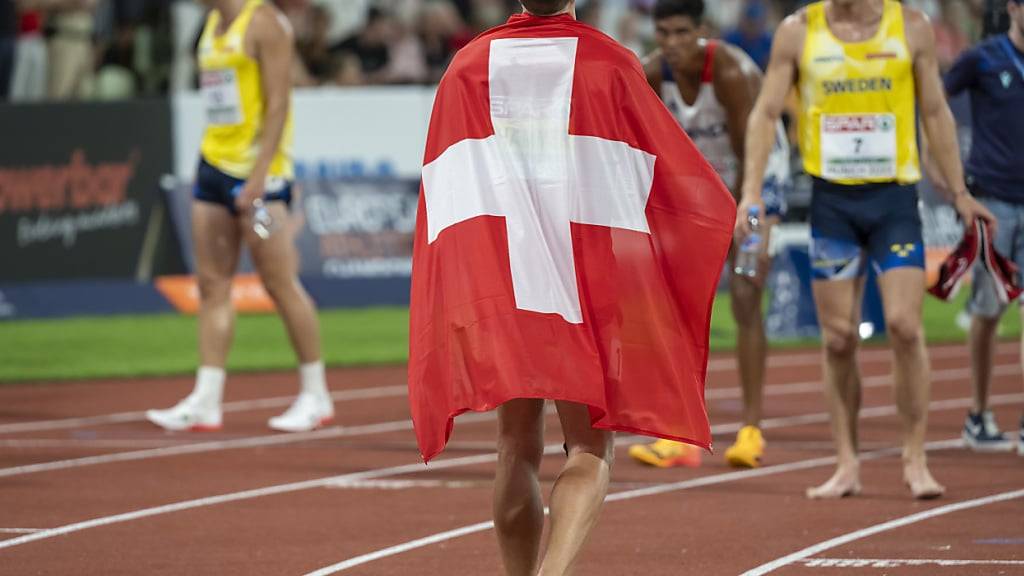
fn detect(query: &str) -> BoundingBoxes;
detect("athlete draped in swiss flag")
[409,1,734,572]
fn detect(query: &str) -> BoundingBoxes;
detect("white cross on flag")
[409,13,736,462]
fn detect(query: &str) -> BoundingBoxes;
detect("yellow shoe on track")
[628,439,702,468]
[724,426,765,468]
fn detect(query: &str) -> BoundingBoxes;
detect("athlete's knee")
[730,281,763,324]
[196,273,232,303]
[822,324,859,358]
[496,429,544,468]
[886,313,922,349]
[496,404,545,467]
[259,273,297,302]
[565,431,615,466]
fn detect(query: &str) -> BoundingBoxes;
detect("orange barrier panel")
[155,275,276,314]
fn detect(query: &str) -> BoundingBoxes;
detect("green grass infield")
[0,291,1018,382]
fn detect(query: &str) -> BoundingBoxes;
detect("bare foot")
[806,466,862,499]
[904,461,945,500]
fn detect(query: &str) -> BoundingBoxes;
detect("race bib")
[201,68,243,126]
[820,114,896,180]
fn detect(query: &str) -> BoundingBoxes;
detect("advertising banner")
[0,100,182,283]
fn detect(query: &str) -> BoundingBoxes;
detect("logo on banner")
[0,149,141,248]
[303,181,418,279]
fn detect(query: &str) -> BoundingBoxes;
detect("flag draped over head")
[409,12,736,462]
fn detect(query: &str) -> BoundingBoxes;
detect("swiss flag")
[409,13,736,462]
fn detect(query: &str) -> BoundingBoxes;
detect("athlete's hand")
[734,196,765,241]
[953,194,997,239]
[235,178,266,213]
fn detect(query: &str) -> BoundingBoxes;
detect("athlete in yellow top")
[147,0,333,434]
[739,0,995,500]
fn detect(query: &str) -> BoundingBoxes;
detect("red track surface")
[0,342,1022,575]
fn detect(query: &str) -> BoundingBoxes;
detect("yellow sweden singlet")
[799,0,919,184]
[198,0,293,180]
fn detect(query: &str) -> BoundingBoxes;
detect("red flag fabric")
[409,12,736,462]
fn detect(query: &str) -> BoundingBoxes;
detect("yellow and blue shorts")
[809,178,924,281]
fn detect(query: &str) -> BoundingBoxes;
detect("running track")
[0,342,1022,575]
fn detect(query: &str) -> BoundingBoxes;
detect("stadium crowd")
[0,0,989,100]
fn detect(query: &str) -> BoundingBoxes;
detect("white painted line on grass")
[0,385,408,435]
[300,438,968,575]
[799,558,1024,568]
[741,489,1024,575]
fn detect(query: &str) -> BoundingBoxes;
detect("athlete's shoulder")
[899,4,937,56]
[899,4,933,41]
[770,10,808,60]
[251,2,292,42]
[713,41,760,77]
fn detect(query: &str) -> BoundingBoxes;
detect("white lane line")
[704,341,1011,372]
[326,479,483,490]
[0,385,408,435]
[742,489,1024,576]
[302,520,497,576]
[304,520,498,576]
[0,439,194,449]
[800,558,1024,568]
[0,413,492,479]
[0,528,42,534]
[707,363,1016,401]
[3,391,1018,555]
[301,438,968,575]
[2,361,1016,480]
[1,342,1007,436]
[0,450,517,552]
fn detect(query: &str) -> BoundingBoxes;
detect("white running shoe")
[146,396,223,432]
[268,393,334,432]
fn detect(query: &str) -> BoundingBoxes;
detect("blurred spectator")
[0,0,15,99]
[418,0,467,82]
[330,6,394,85]
[44,0,98,99]
[385,13,426,82]
[933,0,970,69]
[723,0,773,70]
[10,5,47,100]
[615,7,645,56]
[294,3,334,85]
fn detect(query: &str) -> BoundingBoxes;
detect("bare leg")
[494,399,546,576]
[244,203,321,363]
[969,315,1000,414]
[878,268,944,499]
[806,276,865,499]
[537,401,614,576]
[730,262,768,428]
[193,202,242,368]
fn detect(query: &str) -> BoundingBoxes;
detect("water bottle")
[231,184,275,240]
[734,205,761,278]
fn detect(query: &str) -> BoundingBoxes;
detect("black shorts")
[193,157,293,216]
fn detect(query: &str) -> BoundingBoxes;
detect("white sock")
[192,366,225,406]
[299,361,329,398]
